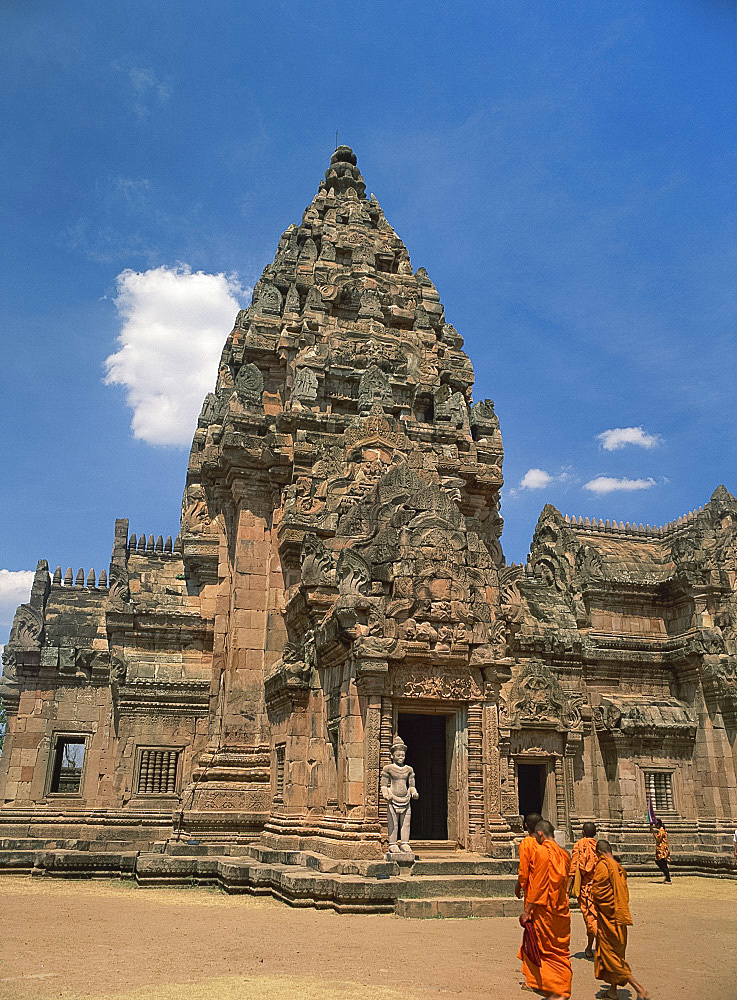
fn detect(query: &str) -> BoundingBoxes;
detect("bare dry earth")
[0,875,734,1000]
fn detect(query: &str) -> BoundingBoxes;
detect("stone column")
[180,475,279,840]
[354,645,388,832]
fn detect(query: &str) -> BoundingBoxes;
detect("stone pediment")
[593,693,696,739]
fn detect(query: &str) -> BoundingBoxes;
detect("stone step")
[395,873,518,899]
[396,896,522,919]
[164,841,242,857]
[0,849,138,876]
[411,840,458,853]
[410,858,517,876]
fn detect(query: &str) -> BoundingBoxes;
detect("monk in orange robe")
[591,840,650,1000]
[515,812,543,901]
[519,820,572,1000]
[568,821,598,957]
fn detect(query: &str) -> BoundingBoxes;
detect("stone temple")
[1,148,735,911]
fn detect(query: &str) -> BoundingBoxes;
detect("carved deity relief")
[434,385,468,430]
[256,282,282,315]
[235,363,264,408]
[506,660,567,728]
[292,366,319,403]
[358,365,392,414]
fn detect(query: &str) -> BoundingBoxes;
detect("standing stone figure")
[381,736,419,857]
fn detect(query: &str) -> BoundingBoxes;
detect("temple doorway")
[517,761,546,819]
[397,712,448,840]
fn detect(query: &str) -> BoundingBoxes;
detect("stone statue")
[381,735,419,858]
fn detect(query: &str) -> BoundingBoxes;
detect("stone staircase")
[0,836,522,916]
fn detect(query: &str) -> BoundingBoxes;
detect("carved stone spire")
[320,145,366,199]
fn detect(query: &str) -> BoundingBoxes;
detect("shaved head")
[596,839,613,856]
[535,819,555,839]
[583,822,597,838]
[525,812,543,834]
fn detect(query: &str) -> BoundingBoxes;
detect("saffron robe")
[517,834,538,901]
[518,839,572,999]
[570,836,598,937]
[591,855,633,987]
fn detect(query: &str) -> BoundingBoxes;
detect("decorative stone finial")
[321,145,366,199]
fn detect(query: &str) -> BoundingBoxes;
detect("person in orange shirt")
[650,819,671,883]
[567,821,598,957]
[515,812,543,901]
[519,820,572,1000]
[591,840,650,999]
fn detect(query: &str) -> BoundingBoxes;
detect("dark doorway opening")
[517,762,546,820]
[397,713,448,839]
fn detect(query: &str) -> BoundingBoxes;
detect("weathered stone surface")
[0,148,734,898]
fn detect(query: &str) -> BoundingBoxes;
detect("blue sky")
[1,0,735,643]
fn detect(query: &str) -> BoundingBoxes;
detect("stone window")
[274,744,286,801]
[645,770,674,813]
[136,748,180,795]
[49,736,87,794]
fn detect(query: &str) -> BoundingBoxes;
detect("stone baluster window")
[645,770,674,812]
[274,744,286,802]
[136,749,180,795]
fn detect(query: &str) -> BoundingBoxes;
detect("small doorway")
[517,762,546,820]
[397,713,448,839]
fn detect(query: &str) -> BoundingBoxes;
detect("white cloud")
[519,468,554,490]
[596,426,661,451]
[0,569,35,633]
[128,67,172,120]
[104,265,245,447]
[584,476,657,495]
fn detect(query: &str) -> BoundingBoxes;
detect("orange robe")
[591,856,633,986]
[517,834,538,900]
[570,836,598,936]
[518,839,572,999]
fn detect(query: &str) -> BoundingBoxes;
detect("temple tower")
[177,147,509,852]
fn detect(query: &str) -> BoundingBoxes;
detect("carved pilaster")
[483,699,505,832]
[467,701,485,848]
[379,696,393,830]
[363,692,382,820]
[554,756,568,834]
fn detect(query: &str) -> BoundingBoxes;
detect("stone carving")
[300,533,333,587]
[381,736,418,857]
[0,646,18,688]
[106,571,131,612]
[235,363,264,408]
[336,548,370,595]
[358,288,383,320]
[507,660,567,727]
[358,365,392,414]
[392,668,481,701]
[9,145,732,878]
[110,654,127,684]
[7,604,43,651]
[256,282,282,315]
[181,484,211,534]
[575,544,603,580]
[292,366,318,403]
[434,385,468,429]
[593,694,697,738]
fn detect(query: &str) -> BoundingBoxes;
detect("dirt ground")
[0,875,734,1000]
